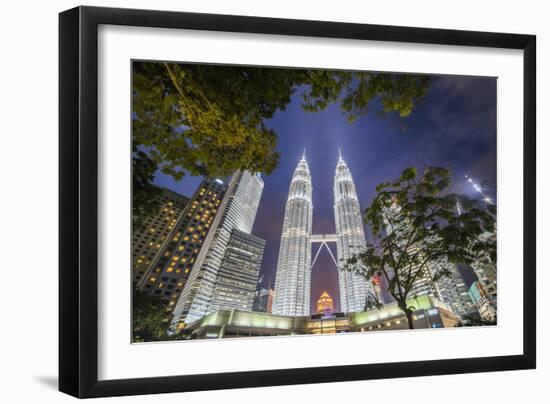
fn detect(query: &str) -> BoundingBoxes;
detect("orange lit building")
[135,178,227,311]
[372,274,384,304]
[316,291,334,315]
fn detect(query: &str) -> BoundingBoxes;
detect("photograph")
[131,60,498,343]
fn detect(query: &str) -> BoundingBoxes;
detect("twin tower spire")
[272,150,374,317]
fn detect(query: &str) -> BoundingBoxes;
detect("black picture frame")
[59,5,536,398]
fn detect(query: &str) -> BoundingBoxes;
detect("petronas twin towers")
[272,150,374,316]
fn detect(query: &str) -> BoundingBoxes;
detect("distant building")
[469,281,497,321]
[132,187,189,287]
[316,291,334,315]
[172,171,265,326]
[179,295,460,340]
[471,231,497,315]
[253,287,275,313]
[371,274,384,304]
[431,258,476,317]
[135,178,227,311]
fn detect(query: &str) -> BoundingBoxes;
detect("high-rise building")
[132,187,189,287]
[210,229,266,312]
[468,281,497,321]
[432,258,476,317]
[252,287,275,313]
[471,231,497,313]
[135,179,227,310]
[171,171,264,326]
[316,291,334,315]
[334,151,374,313]
[272,152,313,317]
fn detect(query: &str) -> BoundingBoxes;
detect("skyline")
[153,74,497,313]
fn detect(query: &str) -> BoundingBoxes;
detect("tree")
[132,145,162,231]
[132,290,173,342]
[132,62,430,222]
[344,167,496,329]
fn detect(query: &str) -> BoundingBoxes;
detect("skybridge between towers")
[310,234,338,269]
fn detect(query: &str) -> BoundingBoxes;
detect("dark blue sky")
[154,73,497,313]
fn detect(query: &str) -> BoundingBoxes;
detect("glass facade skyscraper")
[171,171,265,326]
[272,153,313,317]
[210,228,266,313]
[334,151,374,313]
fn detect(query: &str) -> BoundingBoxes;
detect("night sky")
[153,70,497,313]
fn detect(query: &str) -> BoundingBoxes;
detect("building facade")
[469,281,497,321]
[272,153,313,317]
[253,287,275,313]
[334,151,374,312]
[180,295,459,340]
[432,258,476,317]
[471,231,497,315]
[171,171,265,326]
[210,229,266,313]
[132,187,189,287]
[135,179,226,311]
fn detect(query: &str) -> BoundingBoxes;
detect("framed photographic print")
[59,6,536,398]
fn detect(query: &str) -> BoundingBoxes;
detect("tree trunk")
[405,309,414,329]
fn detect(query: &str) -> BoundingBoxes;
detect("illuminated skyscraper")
[171,171,264,326]
[132,187,190,289]
[135,179,226,311]
[273,152,313,316]
[334,150,374,313]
